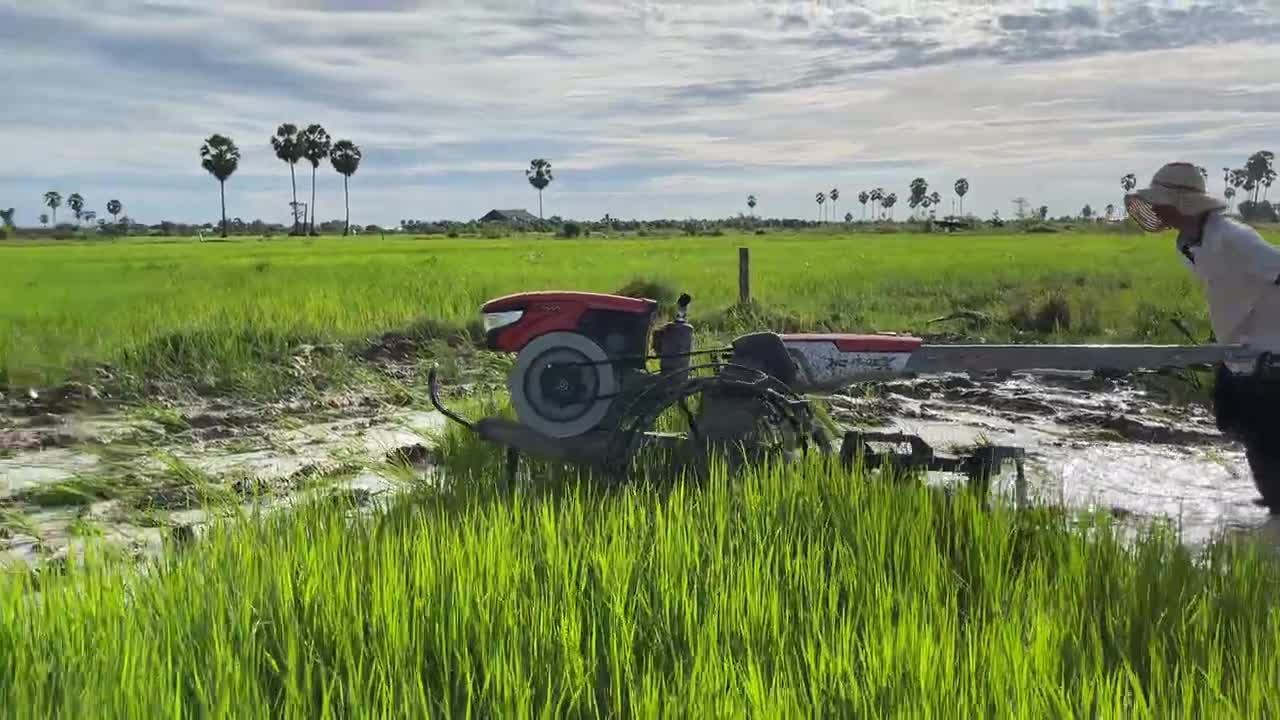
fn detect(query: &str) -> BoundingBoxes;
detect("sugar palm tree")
[858,190,869,220]
[869,188,884,219]
[107,199,122,225]
[43,191,62,225]
[67,193,85,226]
[200,134,240,238]
[908,178,929,219]
[954,178,969,215]
[815,191,825,221]
[271,123,304,233]
[829,188,839,222]
[301,124,331,234]
[329,139,362,236]
[882,193,898,220]
[747,194,757,216]
[526,159,553,219]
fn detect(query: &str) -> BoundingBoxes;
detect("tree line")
[202,124,363,238]
[749,177,971,224]
[30,192,125,231]
[12,149,1276,238]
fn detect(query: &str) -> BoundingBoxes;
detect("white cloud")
[0,0,1277,226]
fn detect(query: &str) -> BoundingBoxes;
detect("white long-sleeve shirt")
[1176,211,1280,353]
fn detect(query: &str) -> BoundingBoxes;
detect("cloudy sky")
[3,0,1278,227]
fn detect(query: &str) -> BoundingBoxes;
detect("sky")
[3,0,1279,227]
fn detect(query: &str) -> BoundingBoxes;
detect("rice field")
[5,228,1280,716]
[0,228,1253,391]
[2,415,1278,717]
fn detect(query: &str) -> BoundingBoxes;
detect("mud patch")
[0,391,447,569]
[841,369,1266,546]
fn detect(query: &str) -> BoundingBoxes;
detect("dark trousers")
[1213,362,1280,513]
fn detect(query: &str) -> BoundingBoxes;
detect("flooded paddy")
[2,366,1276,569]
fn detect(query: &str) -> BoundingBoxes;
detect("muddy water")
[3,370,1278,570]
[830,370,1279,547]
[0,398,446,568]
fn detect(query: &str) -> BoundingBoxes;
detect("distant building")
[479,209,540,224]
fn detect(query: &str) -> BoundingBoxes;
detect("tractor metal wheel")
[508,331,617,439]
[603,364,828,480]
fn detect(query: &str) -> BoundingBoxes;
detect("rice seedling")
[0,414,1277,717]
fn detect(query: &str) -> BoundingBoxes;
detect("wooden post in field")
[738,247,751,305]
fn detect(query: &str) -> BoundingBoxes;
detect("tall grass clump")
[2,422,1278,715]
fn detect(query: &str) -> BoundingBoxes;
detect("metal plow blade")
[838,430,1029,506]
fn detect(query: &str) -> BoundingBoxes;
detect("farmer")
[1125,161,1280,513]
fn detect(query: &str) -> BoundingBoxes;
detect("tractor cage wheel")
[601,362,830,479]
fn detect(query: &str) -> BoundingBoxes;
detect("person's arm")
[1174,234,1197,270]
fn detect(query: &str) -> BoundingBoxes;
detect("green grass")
[4,228,1266,393]
[2,418,1278,716]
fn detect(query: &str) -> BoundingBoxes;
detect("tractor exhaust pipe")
[427,363,476,431]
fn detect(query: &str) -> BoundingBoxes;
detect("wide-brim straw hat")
[1124,162,1227,231]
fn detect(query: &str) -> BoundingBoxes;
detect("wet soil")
[1,358,1274,570]
[0,374,448,569]
[829,369,1272,546]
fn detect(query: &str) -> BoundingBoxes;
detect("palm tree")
[882,192,898,220]
[747,194,757,216]
[815,191,825,221]
[329,139,362,236]
[0,208,13,227]
[107,199,122,225]
[271,123,304,234]
[39,213,48,227]
[1120,173,1137,216]
[858,190,869,220]
[43,191,62,225]
[1104,203,1116,221]
[869,188,884,220]
[954,178,969,215]
[844,211,853,223]
[908,178,929,219]
[301,123,331,235]
[829,188,839,222]
[526,159,553,219]
[200,134,240,238]
[928,191,942,218]
[1243,151,1276,203]
[68,193,85,226]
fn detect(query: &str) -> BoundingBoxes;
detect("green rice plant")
[3,229,1272,393]
[1,418,1276,716]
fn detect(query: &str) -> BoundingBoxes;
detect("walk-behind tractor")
[428,290,1255,497]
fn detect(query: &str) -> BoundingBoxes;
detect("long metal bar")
[903,343,1253,374]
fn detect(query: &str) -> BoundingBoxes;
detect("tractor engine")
[481,290,695,440]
